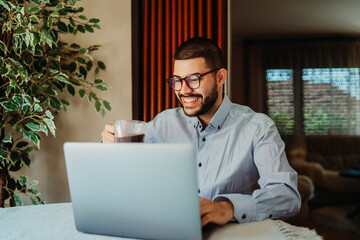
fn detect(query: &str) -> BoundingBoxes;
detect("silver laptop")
[64,142,202,240]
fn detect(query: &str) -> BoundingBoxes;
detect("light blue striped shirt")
[144,96,301,223]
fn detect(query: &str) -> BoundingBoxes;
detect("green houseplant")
[0,0,111,207]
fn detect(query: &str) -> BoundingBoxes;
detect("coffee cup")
[114,120,147,143]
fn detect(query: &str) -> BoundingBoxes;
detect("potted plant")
[0,0,111,207]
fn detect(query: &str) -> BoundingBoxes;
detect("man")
[102,37,301,227]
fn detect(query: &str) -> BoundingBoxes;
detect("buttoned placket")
[196,123,221,196]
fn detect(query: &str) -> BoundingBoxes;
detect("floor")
[293,205,360,240]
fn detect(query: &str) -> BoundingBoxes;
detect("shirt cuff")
[213,194,256,223]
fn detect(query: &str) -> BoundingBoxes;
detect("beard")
[177,83,218,117]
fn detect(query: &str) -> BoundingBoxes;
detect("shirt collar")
[184,95,232,130]
[208,95,231,130]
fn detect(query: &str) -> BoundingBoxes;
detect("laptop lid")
[64,142,202,240]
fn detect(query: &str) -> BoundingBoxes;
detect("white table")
[0,203,322,240]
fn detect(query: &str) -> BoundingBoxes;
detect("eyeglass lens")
[169,75,200,90]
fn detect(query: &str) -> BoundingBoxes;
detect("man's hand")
[101,124,115,143]
[199,197,234,227]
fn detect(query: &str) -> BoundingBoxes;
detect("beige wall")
[16,0,132,204]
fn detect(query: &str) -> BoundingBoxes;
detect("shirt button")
[218,126,221,130]
[198,162,202,167]
[202,137,206,142]
[242,214,246,219]
[198,189,200,193]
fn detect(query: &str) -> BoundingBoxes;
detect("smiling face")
[173,57,226,122]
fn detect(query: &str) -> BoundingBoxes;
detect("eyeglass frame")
[166,68,221,91]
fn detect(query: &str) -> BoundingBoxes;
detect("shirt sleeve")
[144,120,156,143]
[213,119,301,223]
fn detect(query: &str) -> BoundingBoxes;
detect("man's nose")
[180,79,193,94]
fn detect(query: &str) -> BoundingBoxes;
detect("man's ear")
[217,68,227,86]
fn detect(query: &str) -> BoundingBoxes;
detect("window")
[266,68,360,135]
[266,69,295,135]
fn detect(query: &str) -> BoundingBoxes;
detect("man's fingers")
[201,213,213,227]
[199,198,234,227]
[101,124,115,143]
[105,124,115,134]
[101,131,115,143]
[199,198,213,216]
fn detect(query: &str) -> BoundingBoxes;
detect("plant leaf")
[85,25,93,33]
[70,43,80,49]
[55,75,69,83]
[77,25,85,33]
[18,176,28,187]
[13,193,23,206]
[79,66,87,77]
[50,97,61,110]
[95,100,101,112]
[0,0,10,11]
[22,104,31,114]
[28,132,40,148]
[67,84,75,96]
[2,133,12,143]
[78,48,87,54]
[78,89,85,98]
[14,27,25,35]
[29,180,39,186]
[29,15,39,23]
[1,101,19,111]
[89,18,100,23]
[68,62,77,72]
[60,99,70,106]
[96,85,108,91]
[94,78,103,84]
[20,152,31,166]
[103,100,111,111]
[38,121,48,135]
[26,123,41,131]
[43,118,56,136]
[28,188,40,196]
[68,0,77,6]
[34,103,43,112]
[12,96,23,106]
[45,110,54,119]
[23,94,33,105]
[16,141,29,148]
[57,21,68,32]
[0,146,9,159]
[97,61,106,70]
[27,7,40,13]
[76,57,86,64]
[24,147,36,153]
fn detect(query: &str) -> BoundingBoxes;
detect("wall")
[15,0,132,204]
[229,38,245,105]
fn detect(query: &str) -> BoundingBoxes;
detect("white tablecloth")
[0,203,322,240]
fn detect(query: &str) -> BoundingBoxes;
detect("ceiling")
[231,0,360,38]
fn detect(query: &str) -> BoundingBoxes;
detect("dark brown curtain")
[132,0,228,122]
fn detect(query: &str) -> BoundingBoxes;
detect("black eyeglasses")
[166,68,220,91]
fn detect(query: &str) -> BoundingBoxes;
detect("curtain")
[132,0,228,122]
[245,37,360,135]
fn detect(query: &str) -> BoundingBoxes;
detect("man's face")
[173,58,219,117]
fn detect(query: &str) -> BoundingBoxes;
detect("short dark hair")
[173,37,226,69]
